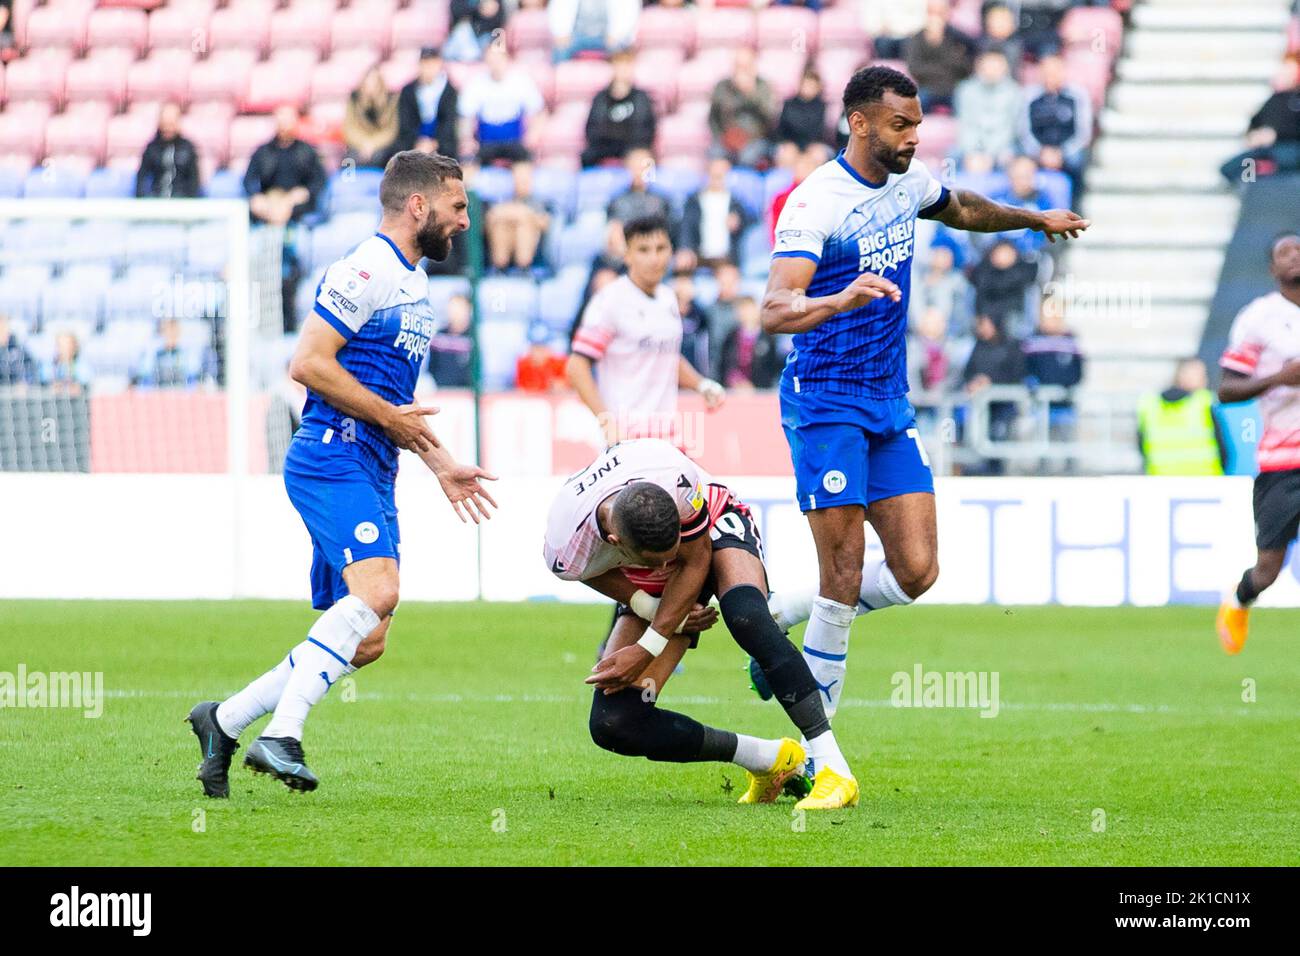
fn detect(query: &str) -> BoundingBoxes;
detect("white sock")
[216,651,294,739]
[802,596,855,721]
[732,734,782,773]
[806,729,852,778]
[859,558,914,611]
[768,588,815,632]
[263,594,379,741]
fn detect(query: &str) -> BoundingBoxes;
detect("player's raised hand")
[837,272,902,312]
[586,644,653,694]
[384,403,440,452]
[1037,210,1091,243]
[437,464,499,524]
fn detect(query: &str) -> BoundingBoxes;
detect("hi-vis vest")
[1138,389,1223,476]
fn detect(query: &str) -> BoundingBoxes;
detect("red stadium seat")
[187,49,256,106]
[269,2,335,56]
[1289,15,1300,55]
[86,7,149,55]
[445,60,487,95]
[23,0,94,53]
[676,48,738,104]
[310,50,377,105]
[389,2,449,53]
[532,102,587,165]
[147,4,211,51]
[381,48,421,90]
[757,5,818,54]
[127,49,194,106]
[760,48,807,102]
[0,103,52,163]
[633,48,683,114]
[329,0,395,57]
[694,7,755,51]
[634,4,695,55]
[656,110,712,162]
[44,103,111,163]
[228,114,278,166]
[207,0,273,56]
[1060,6,1124,59]
[64,50,134,108]
[917,112,958,159]
[309,98,348,134]
[553,58,612,107]
[816,4,867,52]
[1064,49,1112,110]
[506,7,551,53]
[182,101,235,165]
[244,50,317,112]
[106,110,161,163]
[4,49,74,107]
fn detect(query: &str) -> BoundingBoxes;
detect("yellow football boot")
[738,738,806,805]
[795,766,860,810]
[1216,600,1249,655]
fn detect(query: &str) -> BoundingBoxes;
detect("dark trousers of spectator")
[1219,142,1300,186]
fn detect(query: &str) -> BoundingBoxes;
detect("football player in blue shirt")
[761,66,1089,805]
[187,151,498,795]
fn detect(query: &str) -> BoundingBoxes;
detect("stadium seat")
[204,168,246,200]
[329,0,396,56]
[675,48,737,104]
[84,167,137,199]
[126,50,193,106]
[1064,49,1112,111]
[476,275,538,323]
[426,275,471,311]
[537,269,587,333]
[726,168,766,220]
[1060,6,1124,58]
[816,48,867,100]
[207,0,273,55]
[310,49,376,105]
[919,113,959,159]
[185,221,231,276]
[64,50,134,109]
[327,167,384,215]
[652,163,705,213]
[381,49,422,91]
[269,2,335,56]
[505,7,551,53]
[576,166,632,213]
[22,164,88,199]
[389,2,450,53]
[634,4,695,55]
[4,49,74,107]
[555,211,608,268]
[757,5,818,53]
[227,115,278,166]
[86,7,149,55]
[23,0,94,53]
[531,163,577,220]
[632,48,683,115]
[760,47,807,101]
[763,166,794,207]
[816,4,868,52]
[245,50,317,112]
[531,104,585,166]
[552,59,612,108]
[187,49,256,106]
[44,105,112,164]
[147,4,211,51]
[477,319,530,391]
[0,165,27,198]
[471,165,514,205]
[739,225,772,279]
[655,111,712,162]
[695,7,756,50]
[0,103,51,162]
[126,223,188,271]
[950,0,983,38]
[308,212,377,271]
[181,105,232,167]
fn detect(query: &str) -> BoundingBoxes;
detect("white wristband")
[628,589,660,622]
[697,378,723,397]
[636,628,669,658]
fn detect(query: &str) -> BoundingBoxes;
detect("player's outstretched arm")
[761,256,900,335]
[290,314,440,452]
[1219,362,1300,404]
[413,441,499,524]
[932,189,1090,243]
[677,355,725,409]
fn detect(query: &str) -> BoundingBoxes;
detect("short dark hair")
[612,482,680,554]
[379,150,463,213]
[623,213,672,244]
[842,65,919,119]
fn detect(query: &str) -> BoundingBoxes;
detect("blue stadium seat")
[555,210,607,268]
[763,167,794,208]
[477,318,529,391]
[471,165,514,205]
[308,212,375,271]
[185,222,231,276]
[0,166,28,198]
[107,265,174,321]
[651,164,704,213]
[205,168,246,200]
[538,267,587,332]
[532,164,577,220]
[0,271,45,323]
[126,222,188,271]
[69,220,130,268]
[576,167,631,213]
[726,168,766,219]
[327,167,384,215]
[84,167,137,199]
[23,166,87,199]
[427,276,472,315]
[739,224,772,279]
[476,275,538,323]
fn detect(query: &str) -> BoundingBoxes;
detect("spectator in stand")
[582,48,656,168]
[428,294,474,388]
[1220,59,1300,184]
[1020,53,1093,190]
[908,305,963,395]
[971,239,1040,336]
[1138,358,1227,476]
[861,0,928,59]
[1022,293,1084,436]
[956,49,1022,172]
[910,242,975,339]
[981,3,1024,78]
[962,313,1025,473]
[1017,0,1071,59]
[136,102,201,199]
[704,260,744,380]
[138,318,215,389]
[0,0,13,61]
[720,296,782,390]
[343,67,399,169]
[243,104,327,225]
[605,147,673,257]
[676,155,752,272]
[396,47,460,158]
[776,68,828,152]
[768,142,833,243]
[0,313,37,387]
[443,0,505,62]
[548,0,639,62]
[904,0,976,111]
[708,47,777,169]
[672,270,711,379]
[458,41,545,165]
[516,320,568,393]
[484,159,552,273]
[991,155,1050,255]
[44,330,89,396]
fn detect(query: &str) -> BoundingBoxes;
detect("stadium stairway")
[1073,0,1294,394]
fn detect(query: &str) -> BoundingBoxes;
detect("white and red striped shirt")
[1220,291,1300,472]
[570,274,682,438]
[544,438,734,594]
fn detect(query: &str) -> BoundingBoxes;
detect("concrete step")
[1100,108,1246,138]
[1066,246,1224,285]
[1108,82,1270,119]
[1084,357,1183,396]
[1087,165,1228,192]
[1073,305,1209,357]
[1133,5,1292,31]
[1082,192,1239,231]
[1081,223,1233,248]
[1094,136,1238,172]
[1125,30,1290,62]
[1117,58,1281,83]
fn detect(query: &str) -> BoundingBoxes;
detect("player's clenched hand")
[836,272,901,312]
[437,464,499,524]
[682,603,718,632]
[384,403,440,452]
[586,644,653,694]
[1037,209,1090,243]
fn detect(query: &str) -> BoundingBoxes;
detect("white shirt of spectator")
[1220,291,1300,472]
[543,438,732,593]
[457,69,544,134]
[698,189,732,261]
[571,274,683,440]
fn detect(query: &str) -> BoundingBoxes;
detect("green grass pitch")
[1,600,1296,866]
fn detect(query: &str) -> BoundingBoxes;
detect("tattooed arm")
[931,189,1090,243]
